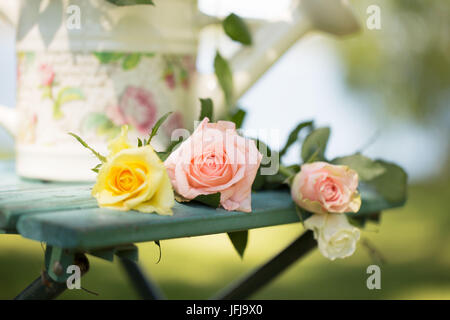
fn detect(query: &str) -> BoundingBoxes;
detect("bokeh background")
[0,0,449,299]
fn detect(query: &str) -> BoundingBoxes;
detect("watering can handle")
[0,4,18,136]
[0,105,17,136]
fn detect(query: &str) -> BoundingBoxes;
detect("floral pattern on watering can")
[16,51,194,147]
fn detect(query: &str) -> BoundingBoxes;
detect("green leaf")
[252,139,270,191]
[91,163,102,173]
[53,106,63,119]
[348,160,407,216]
[301,127,330,163]
[223,13,252,45]
[347,212,381,228]
[252,174,265,191]
[214,52,234,107]
[154,240,162,264]
[332,153,386,181]
[106,0,154,6]
[366,160,408,205]
[83,113,111,130]
[251,139,287,191]
[160,136,184,161]
[265,172,289,187]
[41,86,52,99]
[252,140,270,190]
[83,113,120,139]
[156,151,169,161]
[146,112,173,145]
[227,230,248,259]
[56,87,84,107]
[137,138,143,147]
[122,53,142,70]
[229,108,246,129]
[192,193,221,208]
[279,121,313,158]
[93,52,124,64]
[53,87,84,119]
[157,136,184,161]
[295,205,313,225]
[199,98,214,121]
[287,164,300,173]
[68,133,107,163]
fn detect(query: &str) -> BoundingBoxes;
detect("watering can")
[0,0,359,181]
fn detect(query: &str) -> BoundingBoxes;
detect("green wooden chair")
[0,160,397,299]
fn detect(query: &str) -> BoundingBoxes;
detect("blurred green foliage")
[337,0,450,124]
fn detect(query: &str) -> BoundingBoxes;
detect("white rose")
[304,213,360,260]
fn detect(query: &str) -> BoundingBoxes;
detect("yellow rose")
[92,126,175,215]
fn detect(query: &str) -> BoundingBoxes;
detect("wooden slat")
[0,185,96,230]
[17,191,299,250]
[0,160,95,230]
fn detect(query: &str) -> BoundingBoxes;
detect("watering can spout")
[230,0,360,102]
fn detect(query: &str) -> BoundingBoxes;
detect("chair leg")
[212,230,316,300]
[119,257,165,300]
[14,253,89,300]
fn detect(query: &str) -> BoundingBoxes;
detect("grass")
[0,181,449,300]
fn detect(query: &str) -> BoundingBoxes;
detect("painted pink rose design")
[39,64,54,87]
[291,162,361,214]
[108,86,158,134]
[164,72,176,90]
[181,74,190,89]
[17,65,22,84]
[106,104,127,127]
[182,55,196,73]
[164,118,262,212]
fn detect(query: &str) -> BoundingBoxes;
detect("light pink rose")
[39,64,54,86]
[118,86,157,134]
[291,162,361,214]
[164,118,262,212]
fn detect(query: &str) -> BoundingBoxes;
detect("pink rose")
[39,64,54,86]
[291,162,361,214]
[118,86,157,134]
[164,118,262,212]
